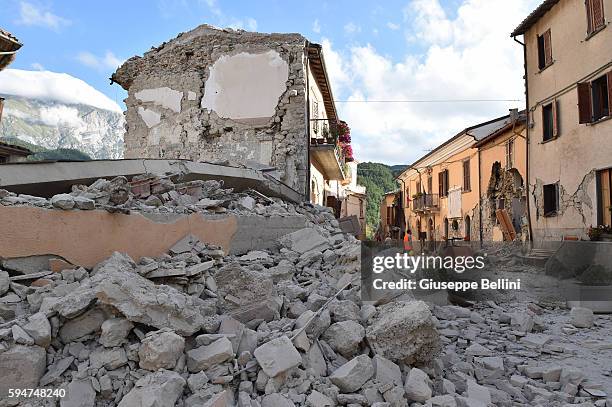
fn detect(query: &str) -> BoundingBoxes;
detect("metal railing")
[412,193,440,211]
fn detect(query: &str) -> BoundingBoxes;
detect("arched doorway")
[465,215,471,241]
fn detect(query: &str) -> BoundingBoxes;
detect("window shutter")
[577,82,592,124]
[438,172,443,196]
[587,0,594,34]
[592,0,605,30]
[607,71,612,113]
[552,99,559,138]
[544,29,553,66]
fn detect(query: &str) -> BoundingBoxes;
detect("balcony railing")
[412,193,440,212]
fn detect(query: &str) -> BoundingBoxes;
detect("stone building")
[112,25,348,202]
[392,110,527,244]
[512,0,612,240]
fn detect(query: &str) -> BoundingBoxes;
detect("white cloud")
[31,62,45,71]
[387,22,400,30]
[228,17,257,31]
[39,106,86,128]
[343,22,361,35]
[0,69,122,112]
[313,19,321,34]
[15,1,70,30]
[324,0,540,165]
[77,51,124,71]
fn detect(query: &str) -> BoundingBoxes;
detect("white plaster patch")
[187,91,197,101]
[138,106,161,128]
[201,50,289,120]
[135,87,183,113]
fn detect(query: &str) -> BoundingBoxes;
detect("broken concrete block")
[99,318,133,347]
[0,345,47,399]
[428,394,457,407]
[465,343,493,357]
[187,337,234,372]
[12,324,34,345]
[118,369,185,407]
[22,312,52,347]
[187,371,209,393]
[373,354,403,389]
[321,320,365,357]
[404,367,432,402]
[306,390,334,406]
[366,301,440,364]
[40,356,75,386]
[139,329,185,371]
[279,228,329,254]
[570,306,594,328]
[51,193,75,210]
[262,393,296,407]
[0,270,9,296]
[466,380,491,405]
[560,367,584,386]
[59,307,108,343]
[254,335,301,377]
[90,347,128,370]
[73,196,95,210]
[215,262,279,323]
[94,267,207,336]
[329,354,374,393]
[60,378,96,407]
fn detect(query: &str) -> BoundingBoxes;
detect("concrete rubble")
[0,175,611,406]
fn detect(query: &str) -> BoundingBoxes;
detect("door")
[598,168,612,226]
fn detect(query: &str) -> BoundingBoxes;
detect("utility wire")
[334,99,521,103]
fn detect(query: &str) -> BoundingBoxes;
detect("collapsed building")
[110,24,365,233]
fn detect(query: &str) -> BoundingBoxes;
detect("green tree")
[357,162,399,238]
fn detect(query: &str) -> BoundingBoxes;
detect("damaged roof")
[473,110,527,147]
[0,28,22,71]
[511,0,560,36]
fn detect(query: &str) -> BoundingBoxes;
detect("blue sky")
[1,0,540,164]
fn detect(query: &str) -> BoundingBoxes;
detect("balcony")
[412,193,440,212]
[309,119,347,181]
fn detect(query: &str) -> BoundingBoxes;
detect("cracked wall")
[531,171,595,240]
[112,25,308,195]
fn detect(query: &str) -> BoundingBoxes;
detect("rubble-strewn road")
[0,175,610,406]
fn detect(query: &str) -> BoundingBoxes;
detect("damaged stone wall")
[112,25,309,195]
[480,162,527,241]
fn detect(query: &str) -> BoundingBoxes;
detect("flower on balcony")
[337,121,351,143]
[342,143,354,162]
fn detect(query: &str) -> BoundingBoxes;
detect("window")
[597,168,612,226]
[312,99,319,134]
[542,100,558,141]
[592,75,610,121]
[427,176,433,194]
[359,199,364,218]
[578,72,612,124]
[416,181,421,194]
[438,170,449,197]
[543,183,559,217]
[505,139,514,169]
[463,159,471,192]
[586,0,606,35]
[537,29,553,70]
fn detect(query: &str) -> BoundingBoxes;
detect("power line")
[334,99,521,103]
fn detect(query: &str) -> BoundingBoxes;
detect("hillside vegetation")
[357,162,400,237]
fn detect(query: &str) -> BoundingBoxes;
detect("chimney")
[509,108,519,124]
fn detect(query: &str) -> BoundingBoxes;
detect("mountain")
[0,69,124,159]
[357,162,401,237]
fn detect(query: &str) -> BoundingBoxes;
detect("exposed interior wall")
[478,125,528,241]
[525,0,612,240]
[113,26,309,195]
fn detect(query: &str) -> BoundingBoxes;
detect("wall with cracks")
[530,171,597,241]
[112,25,309,196]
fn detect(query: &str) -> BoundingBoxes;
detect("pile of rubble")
[0,174,290,216]
[0,175,611,407]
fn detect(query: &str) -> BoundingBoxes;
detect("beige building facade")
[393,112,527,244]
[512,0,612,240]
